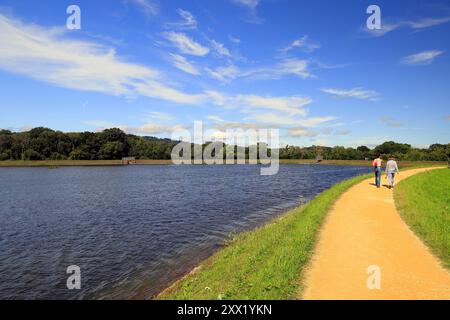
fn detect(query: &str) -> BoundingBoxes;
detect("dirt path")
[301,167,450,300]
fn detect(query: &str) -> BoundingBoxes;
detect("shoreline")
[0,159,446,168]
[155,173,373,300]
[155,165,447,300]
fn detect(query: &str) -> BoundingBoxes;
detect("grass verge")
[394,168,450,269]
[157,173,372,300]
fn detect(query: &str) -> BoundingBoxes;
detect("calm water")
[0,164,371,299]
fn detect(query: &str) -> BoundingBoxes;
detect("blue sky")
[0,0,449,147]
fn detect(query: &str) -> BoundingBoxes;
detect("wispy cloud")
[380,116,404,128]
[0,14,318,122]
[129,0,158,17]
[400,50,443,65]
[298,117,337,127]
[230,0,263,24]
[204,59,314,83]
[206,115,226,123]
[209,39,231,57]
[230,0,260,9]
[235,95,311,116]
[245,114,336,128]
[145,111,174,122]
[408,16,450,29]
[162,31,210,56]
[165,9,197,30]
[242,59,313,80]
[228,35,241,44]
[86,121,188,135]
[0,14,159,96]
[364,16,450,37]
[205,65,240,83]
[168,53,200,75]
[321,87,380,101]
[288,127,319,137]
[0,14,215,105]
[281,35,320,54]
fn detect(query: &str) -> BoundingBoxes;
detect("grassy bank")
[157,173,372,300]
[394,168,450,269]
[0,159,446,168]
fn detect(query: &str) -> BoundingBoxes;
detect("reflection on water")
[0,164,371,299]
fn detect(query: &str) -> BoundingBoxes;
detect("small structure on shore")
[316,155,324,163]
[122,157,136,165]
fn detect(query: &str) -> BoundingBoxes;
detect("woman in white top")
[385,155,399,189]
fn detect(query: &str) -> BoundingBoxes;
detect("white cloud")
[0,14,159,96]
[380,117,404,128]
[145,111,174,122]
[364,16,450,37]
[206,115,226,123]
[235,95,311,116]
[277,59,313,79]
[400,50,443,65]
[288,127,319,137]
[363,22,402,37]
[168,53,200,75]
[162,31,209,56]
[297,116,337,127]
[230,0,260,9]
[209,39,231,57]
[134,81,205,104]
[84,120,187,136]
[206,65,240,83]
[321,87,380,101]
[228,35,241,44]
[165,9,197,30]
[242,59,313,80]
[129,0,158,17]
[133,123,188,135]
[245,113,298,126]
[281,35,320,53]
[408,16,450,29]
[244,112,335,127]
[0,14,317,120]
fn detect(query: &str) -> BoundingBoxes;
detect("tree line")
[0,127,448,162]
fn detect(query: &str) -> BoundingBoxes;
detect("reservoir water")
[0,164,371,299]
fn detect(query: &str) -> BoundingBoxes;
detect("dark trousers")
[375,167,382,187]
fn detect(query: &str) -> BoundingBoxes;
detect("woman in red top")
[373,152,383,188]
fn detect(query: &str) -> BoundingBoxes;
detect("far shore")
[0,159,446,168]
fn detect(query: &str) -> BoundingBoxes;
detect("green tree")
[99,141,125,160]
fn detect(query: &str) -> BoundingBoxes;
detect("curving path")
[301,167,450,300]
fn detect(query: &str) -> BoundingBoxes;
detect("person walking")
[385,155,399,189]
[373,153,383,188]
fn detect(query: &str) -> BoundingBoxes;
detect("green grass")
[157,173,372,300]
[280,159,447,168]
[394,168,450,269]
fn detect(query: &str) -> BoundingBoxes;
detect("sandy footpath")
[301,167,450,300]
